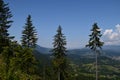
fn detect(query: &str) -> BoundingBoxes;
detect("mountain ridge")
[35,45,120,57]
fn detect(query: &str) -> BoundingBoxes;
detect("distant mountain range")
[35,45,120,57]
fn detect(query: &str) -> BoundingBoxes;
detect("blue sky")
[5,0,120,48]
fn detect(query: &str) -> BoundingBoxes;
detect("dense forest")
[0,0,120,80]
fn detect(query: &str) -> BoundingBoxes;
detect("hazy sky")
[5,0,120,48]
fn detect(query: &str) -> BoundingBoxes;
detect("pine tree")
[52,25,67,80]
[21,15,37,48]
[0,0,14,53]
[86,23,104,80]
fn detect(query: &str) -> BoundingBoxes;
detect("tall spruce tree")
[0,0,13,53]
[0,1,14,79]
[52,25,67,80]
[21,15,37,48]
[20,15,39,79]
[86,23,104,80]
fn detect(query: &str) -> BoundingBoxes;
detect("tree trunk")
[58,69,60,80]
[43,65,45,80]
[95,50,98,80]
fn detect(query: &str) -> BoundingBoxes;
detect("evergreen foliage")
[52,25,67,80]
[21,15,38,48]
[86,23,104,80]
[86,23,104,50]
[10,44,40,79]
[0,0,14,53]
[0,42,41,80]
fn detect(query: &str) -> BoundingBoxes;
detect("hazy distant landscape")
[35,45,120,57]
[34,45,120,80]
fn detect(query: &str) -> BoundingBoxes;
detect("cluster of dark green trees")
[0,0,39,79]
[0,0,105,80]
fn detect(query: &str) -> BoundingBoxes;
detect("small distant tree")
[21,15,38,48]
[52,25,67,80]
[86,23,104,80]
[0,0,14,53]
